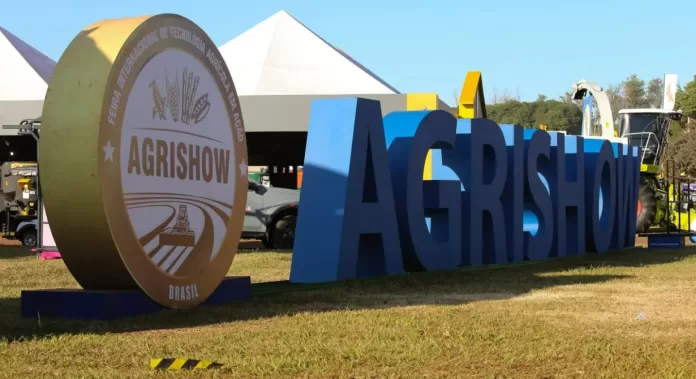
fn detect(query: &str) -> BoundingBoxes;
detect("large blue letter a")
[289,98,403,284]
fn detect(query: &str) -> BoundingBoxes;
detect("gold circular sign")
[40,14,248,308]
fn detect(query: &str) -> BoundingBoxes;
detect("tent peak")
[272,10,293,17]
[0,26,55,85]
[218,10,398,96]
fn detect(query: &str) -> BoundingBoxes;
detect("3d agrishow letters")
[290,98,640,284]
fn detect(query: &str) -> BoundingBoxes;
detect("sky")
[2,0,695,105]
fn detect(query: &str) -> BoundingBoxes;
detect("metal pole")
[34,128,42,250]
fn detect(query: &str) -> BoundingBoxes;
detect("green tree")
[665,128,696,176]
[677,75,696,119]
[623,74,648,108]
[534,100,582,134]
[559,90,581,109]
[669,75,696,136]
[604,83,625,116]
[665,75,696,173]
[486,98,581,133]
[646,77,664,108]
[487,100,534,126]
[559,91,573,103]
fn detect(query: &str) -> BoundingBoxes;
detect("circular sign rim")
[98,14,247,308]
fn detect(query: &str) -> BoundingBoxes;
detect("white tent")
[0,26,55,135]
[218,11,399,96]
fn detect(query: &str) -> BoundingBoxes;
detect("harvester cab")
[617,109,691,234]
[616,109,683,173]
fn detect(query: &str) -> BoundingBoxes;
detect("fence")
[638,159,696,238]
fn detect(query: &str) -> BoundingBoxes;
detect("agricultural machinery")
[571,79,695,236]
[0,118,42,247]
[0,160,39,246]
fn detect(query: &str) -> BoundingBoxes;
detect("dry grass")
[2,245,696,378]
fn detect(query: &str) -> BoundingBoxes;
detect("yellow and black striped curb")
[150,358,223,370]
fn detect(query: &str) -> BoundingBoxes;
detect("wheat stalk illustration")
[165,69,179,122]
[181,68,188,123]
[181,68,193,124]
[187,76,199,122]
[178,67,210,124]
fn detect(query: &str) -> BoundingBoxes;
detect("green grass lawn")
[2,245,696,378]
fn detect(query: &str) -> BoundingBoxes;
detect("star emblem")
[103,140,115,162]
[239,160,248,178]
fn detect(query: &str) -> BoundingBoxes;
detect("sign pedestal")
[20,276,251,320]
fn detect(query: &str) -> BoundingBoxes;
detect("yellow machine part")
[640,164,660,174]
[670,209,696,231]
[668,183,676,207]
[406,71,487,181]
[406,93,440,180]
[17,178,31,188]
[666,183,696,231]
[16,179,33,216]
[10,162,37,169]
[457,71,487,119]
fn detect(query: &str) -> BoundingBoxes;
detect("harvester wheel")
[636,185,657,233]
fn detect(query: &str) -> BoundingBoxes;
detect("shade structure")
[0,26,55,135]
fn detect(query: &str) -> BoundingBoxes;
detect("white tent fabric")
[0,27,54,101]
[0,27,55,134]
[218,11,399,96]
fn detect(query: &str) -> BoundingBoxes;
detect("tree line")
[479,74,669,131]
[465,74,696,176]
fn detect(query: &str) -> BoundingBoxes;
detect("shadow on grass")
[2,245,695,342]
[0,246,33,260]
[237,240,292,253]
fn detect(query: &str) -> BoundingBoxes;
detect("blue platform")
[647,235,685,249]
[20,276,252,320]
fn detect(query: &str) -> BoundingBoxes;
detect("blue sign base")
[20,276,252,321]
[647,235,685,249]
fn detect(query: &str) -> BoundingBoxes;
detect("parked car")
[26,179,300,251]
[243,179,300,250]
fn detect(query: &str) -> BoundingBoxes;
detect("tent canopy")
[218,11,399,96]
[0,27,55,135]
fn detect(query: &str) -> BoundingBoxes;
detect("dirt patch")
[0,238,21,246]
[634,236,647,247]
